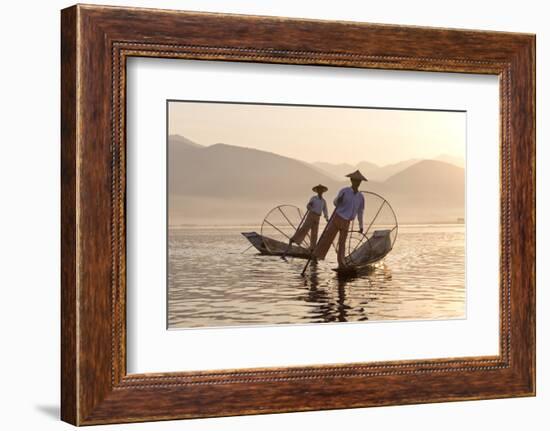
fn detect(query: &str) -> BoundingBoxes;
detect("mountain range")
[314,155,463,182]
[168,134,464,225]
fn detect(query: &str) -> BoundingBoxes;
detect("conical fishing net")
[261,205,311,255]
[342,191,398,267]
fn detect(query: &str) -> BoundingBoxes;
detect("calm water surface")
[168,225,465,328]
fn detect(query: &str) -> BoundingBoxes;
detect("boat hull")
[241,232,311,259]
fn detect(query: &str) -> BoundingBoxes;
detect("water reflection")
[300,262,375,323]
[168,225,465,329]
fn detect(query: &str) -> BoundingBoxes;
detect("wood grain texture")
[60,4,535,425]
[60,5,78,425]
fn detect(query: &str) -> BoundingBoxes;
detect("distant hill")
[314,155,463,182]
[367,160,464,222]
[384,160,463,192]
[435,154,465,168]
[312,162,359,180]
[314,159,420,182]
[168,134,203,149]
[356,161,383,177]
[169,137,343,201]
[168,135,464,224]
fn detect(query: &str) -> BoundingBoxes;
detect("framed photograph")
[61,4,535,425]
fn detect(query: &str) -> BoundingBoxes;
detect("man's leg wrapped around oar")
[281,210,312,259]
[312,212,351,267]
[290,211,320,250]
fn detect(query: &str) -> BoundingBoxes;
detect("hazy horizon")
[169,101,465,166]
[168,133,463,169]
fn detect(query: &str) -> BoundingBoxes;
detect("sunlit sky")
[168,101,465,166]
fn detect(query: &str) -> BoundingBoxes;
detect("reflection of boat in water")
[241,232,310,258]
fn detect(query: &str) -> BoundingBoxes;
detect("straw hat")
[345,170,368,181]
[312,184,328,193]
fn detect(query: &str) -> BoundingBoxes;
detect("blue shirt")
[333,187,365,229]
[307,195,328,218]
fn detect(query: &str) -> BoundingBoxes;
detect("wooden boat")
[332,229,394,274]
[241,232,311,259]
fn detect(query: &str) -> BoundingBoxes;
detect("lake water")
[168,225,465,329]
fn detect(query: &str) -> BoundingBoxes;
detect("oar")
[295,209,310,236]
[241,244,254,254]
[301,209,337,276]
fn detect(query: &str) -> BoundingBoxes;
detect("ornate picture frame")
[61,4,535,425]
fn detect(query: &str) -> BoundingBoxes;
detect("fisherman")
[313,170,367,268]
[282,184,329,259]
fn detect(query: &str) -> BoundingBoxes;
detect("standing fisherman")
[313,170,367,269]
[282,184,329,259]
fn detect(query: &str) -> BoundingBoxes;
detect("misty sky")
[168,101,465,166]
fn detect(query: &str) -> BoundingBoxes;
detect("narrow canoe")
[332,229,393,273]
[241,231,311,259]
